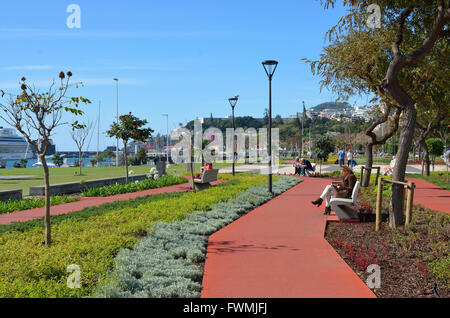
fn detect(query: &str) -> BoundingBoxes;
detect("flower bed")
[81,175,187,197]
[326,206,449,298]
[0,195,79,214]
[0,174,273,298]
[95,176,302,298]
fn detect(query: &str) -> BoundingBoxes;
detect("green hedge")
[0,174,270,298]
[95,176,302,298]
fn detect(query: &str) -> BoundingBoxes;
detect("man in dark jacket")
[300,158,313,176]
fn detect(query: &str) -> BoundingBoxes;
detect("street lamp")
[113,78,119,167]
[262,60,278,194]
[162,114,169,166]
[228,95,239,176]
[301,101,305,157]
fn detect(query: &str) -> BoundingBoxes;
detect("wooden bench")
[189,169,219,191]
[329,181,360,220]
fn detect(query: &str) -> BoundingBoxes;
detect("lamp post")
[228,95,239,176]
[262,60,278,194]
[113,78,119,167]
[162,114,169,166]
[301,101,305,157]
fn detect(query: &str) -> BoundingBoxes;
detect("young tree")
[0,72,90,245]
[135,147,148,165]
[426,138,444,172]
[13,159,28,168]
[107,113,153,183]
[310,1,449,227]
[90,157,98,167]
[71,121,93,175]
[52,152,64,167]
[312,136,335,174]
[96,149,115,166]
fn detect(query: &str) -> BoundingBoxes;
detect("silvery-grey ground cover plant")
[95,176,301,298]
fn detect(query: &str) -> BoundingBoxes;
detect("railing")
[375,178,416,231]
[360,166,381,187]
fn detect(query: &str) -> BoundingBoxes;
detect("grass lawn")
[0,162,236,195]
[406,171,450,191]
[0,166,151,195]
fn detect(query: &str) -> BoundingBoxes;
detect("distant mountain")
[309,102,352,112]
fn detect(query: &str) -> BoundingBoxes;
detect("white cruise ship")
[0,127,33,161]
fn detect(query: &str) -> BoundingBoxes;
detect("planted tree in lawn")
[107,113,153,183]
[303,27,404,187]
[0,72,90,245]
[71,121,93,175]
[312,136,335,174]
[13,159,28,168]
[310,0,449,227]
[96,149,115,166]
[414,41,449,176]
[52,152,64,167]
[136,147,148,165]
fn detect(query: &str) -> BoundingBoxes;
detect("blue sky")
[0,0,365,151]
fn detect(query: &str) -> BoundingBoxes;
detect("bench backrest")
[201,169,219,183]
[351,181,360,205]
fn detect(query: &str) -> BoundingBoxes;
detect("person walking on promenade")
[338,149,345,168]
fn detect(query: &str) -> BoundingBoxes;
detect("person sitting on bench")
[293,157,301,175]
[311,166,357,215]
[300,158,313,176]
[195,161,213,179]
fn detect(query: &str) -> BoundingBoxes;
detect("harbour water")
[2,157,114,169]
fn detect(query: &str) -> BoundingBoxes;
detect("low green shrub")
[95,176,302,298]
[429,257,450,285]
[0,192,183,236]
[0,174,270,298]
[81,175,187,197]
[0,195,79,214]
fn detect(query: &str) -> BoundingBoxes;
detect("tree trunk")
[362,143,373,187]
[41,155,51,246]
[391,104,417,228]
[123,141,129,184]
[78,149,82,175]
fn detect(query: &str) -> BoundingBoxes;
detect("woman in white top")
[384,156,396,175]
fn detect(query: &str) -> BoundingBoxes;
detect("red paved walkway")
[407,177,450,214]
[0,180,225,225]
[201,177,375,298]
